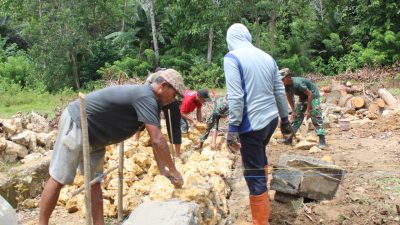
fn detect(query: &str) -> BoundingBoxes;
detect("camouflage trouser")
[199,113,221,143]
[292,98,326,136]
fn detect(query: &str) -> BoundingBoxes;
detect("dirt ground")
[225,110,400,225]
[16,102,400,225]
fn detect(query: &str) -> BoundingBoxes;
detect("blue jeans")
[239,117,278,195]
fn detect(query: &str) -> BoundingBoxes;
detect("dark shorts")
[239,117,278,195]
[162,100,182,144]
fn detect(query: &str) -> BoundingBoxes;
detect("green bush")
[278,54,312,75]
[0,55,35,87]
[183,58,224,90]
[96,49,156,80]
[322,33,344,56]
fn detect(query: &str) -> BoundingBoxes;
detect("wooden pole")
[167,109,175,163]
[70,165,118,197]
[117,142,124,223]
[78,93,93,225]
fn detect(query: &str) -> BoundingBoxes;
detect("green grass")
[0,160,21,172]
[0,89,75,119]
[374,177,400,197]
[388,87,400,97]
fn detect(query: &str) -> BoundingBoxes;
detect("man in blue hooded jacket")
[224,23,292,225]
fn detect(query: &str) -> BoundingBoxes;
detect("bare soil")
[225,111,400,225]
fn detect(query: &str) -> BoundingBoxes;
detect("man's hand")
[227,131,240,152]
[305,110,311,119]
[289,112,296,122]
[280,117,293,135]
[194,142,203,150]
[189,119,198,128]
[167,169,184,188]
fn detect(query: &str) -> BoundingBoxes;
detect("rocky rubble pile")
[0,112,57,163]
[56,126,235,225]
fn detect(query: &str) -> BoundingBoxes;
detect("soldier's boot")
[277,135,293,145]
[318,135,326,149]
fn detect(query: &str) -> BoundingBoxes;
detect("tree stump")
[351,97,365,109]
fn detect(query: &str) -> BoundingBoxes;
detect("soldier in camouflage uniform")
[195,96,229,150]
[279,68,327,149]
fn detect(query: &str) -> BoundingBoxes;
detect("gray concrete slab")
[123,199,199,225]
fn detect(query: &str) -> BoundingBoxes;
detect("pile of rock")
[57,127,235,225]
[0,112,57,163]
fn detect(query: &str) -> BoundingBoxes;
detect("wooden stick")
[70,165,118,197]
[362,83,373,102]
[117,142,124,223]
[304,213,314,222]
[79,93,93,225]
[167,109,175,162]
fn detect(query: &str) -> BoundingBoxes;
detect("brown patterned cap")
[279,68,291,79]
[159,69,186,97]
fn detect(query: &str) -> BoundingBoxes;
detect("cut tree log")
[339,94,354,107]
[374,98,385,108]
[351,97,365,109]
[368,102,380,115]
[322,82,362,95]
[345,85,363,94]
[342,97,357,115]
[326,90,341,105]
[378,88,398,110]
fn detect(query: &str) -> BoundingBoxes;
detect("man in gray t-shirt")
[39,69,185,225]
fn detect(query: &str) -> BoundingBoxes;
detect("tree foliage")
[0,0,399,91]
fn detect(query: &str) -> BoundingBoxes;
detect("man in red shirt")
[180,89,211,133]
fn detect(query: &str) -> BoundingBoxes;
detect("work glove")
[227,131,239,145]
[280,117,293,135]
[226,131,240,152]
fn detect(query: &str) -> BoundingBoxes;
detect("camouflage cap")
[279,68,291,79]
[159,69,186,97]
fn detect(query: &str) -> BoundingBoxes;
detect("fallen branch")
[304,213,314,222]
[352,209,360,217]
[362,83,373,102]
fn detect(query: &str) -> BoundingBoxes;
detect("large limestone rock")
[11,117,24,133]
[1,119,17,135]
[103,199,117,217]
[149,175,175,201]
[21,152,43,164]
[123,192,142,215]
[28,112,50,133]
[294,140,316,150]
[10,130,37,151]
[5,140,28,159]
[36,132,55,149]
[0,137,7,152]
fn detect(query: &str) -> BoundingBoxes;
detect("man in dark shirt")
[39,69,185,225]
[279,68,327,149]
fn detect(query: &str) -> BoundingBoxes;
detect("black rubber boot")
[277,135,293,145]
[318,135,326,149]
